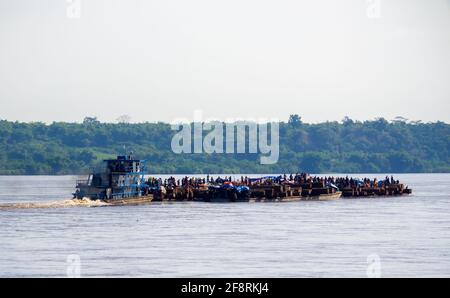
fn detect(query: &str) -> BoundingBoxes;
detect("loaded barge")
[73,155,412,205]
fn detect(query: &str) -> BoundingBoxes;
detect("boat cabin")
[74,154,146,200]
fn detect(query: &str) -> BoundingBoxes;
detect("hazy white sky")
[0,0,449,123]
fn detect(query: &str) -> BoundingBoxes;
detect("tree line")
[0,116,448,175]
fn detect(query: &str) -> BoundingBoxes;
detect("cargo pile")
[146,173,412,202]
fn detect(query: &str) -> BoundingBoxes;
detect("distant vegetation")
[0,116,449,175]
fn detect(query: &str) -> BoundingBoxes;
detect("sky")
[0,0,449,124]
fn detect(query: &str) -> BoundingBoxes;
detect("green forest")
[0,116,449,175]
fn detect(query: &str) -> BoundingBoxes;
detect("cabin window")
[92,174,102,187]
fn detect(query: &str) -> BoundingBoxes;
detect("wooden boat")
[250,196,302,203]
[301,191,342,201]
[193,190,342,203]
[103,195,154,206]
[341,184,412,199]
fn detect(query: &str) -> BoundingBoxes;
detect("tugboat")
[73,153,153,205]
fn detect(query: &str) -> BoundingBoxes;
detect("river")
[0,174,449,277]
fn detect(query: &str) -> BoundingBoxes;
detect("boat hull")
[301,191,342,201]
[74,192,343,205]
[99,195,154,206]
[194,192,342,203]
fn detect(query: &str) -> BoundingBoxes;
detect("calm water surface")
[0,174,449,277]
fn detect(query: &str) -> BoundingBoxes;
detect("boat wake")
[0,198,110,210]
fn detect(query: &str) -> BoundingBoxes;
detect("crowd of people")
[146,174,402,189]
[147,175,242,188]
[333,175,400,189]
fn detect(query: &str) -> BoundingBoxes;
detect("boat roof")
[103,159,143,162]
[103,155,145,162]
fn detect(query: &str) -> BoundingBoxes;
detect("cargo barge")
[73,155,412,205]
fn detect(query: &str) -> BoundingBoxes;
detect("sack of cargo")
[221,183,234,189]
[236,186,250,193]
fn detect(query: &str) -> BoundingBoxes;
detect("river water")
[0,174,449,277]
